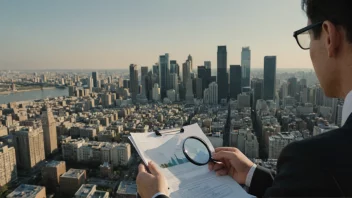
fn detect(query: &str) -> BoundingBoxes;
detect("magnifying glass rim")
[182,136,212,166]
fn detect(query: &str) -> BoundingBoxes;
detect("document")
[129,124,255,198]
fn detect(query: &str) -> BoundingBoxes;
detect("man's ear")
[322,21,341,57]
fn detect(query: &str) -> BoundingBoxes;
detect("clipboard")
[154,127,185,136]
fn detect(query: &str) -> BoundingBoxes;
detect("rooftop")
[116,181,137,195]
[6,184,44,198]
[75,184,95,197]
[46,160,65,167]
[61,168,85,179]
[90,190,109,198]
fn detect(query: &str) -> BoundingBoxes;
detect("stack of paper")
[129,123,254,198]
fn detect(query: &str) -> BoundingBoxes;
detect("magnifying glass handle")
[210,158,221,163]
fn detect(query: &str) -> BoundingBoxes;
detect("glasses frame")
[293,21,323,50]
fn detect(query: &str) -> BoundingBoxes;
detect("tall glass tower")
[241,47,251,88]
[264,56,277,100]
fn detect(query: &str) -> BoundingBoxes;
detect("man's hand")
[208,147,254,185]
[136,161,169,198]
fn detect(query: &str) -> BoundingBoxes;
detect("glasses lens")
[297,31,310,49]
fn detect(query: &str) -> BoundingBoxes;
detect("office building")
[230,65,242,99]
[264,56,277,100]
[241,47,251,87]
[159,54,170,99]
[237,93,250,108]
[145,71,158,101]
[7,184,46,198]
[60,169,87,196]
[217,46,228,102]
[185,76,194,104]
[169,73,179,98]
[13,127,45,170]
[194,78,203,99]
[182,60,191,88]
[170,60,177,74]
[280,82,288,99]
[41,106,58,157]
[0,125,8,137]
[204,61,211,69]
[111,143,131,166]
[288,77,298,98]
[129,64,139,102]
[42,161,66,192]
[252,78,264,109]
[187,54,193,72]
[152,64,159,76]
[152,83,161,101]
[0,143,17,186]
[268,132,302,159]
[167,89,176,102]
[123,79,130,89]
[74,184,109,198]
[204,82,218,105]
[92,72,98,88]
[141,66,149,96]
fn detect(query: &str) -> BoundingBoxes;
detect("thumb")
[212,151,237,161]
[148,161,160,176]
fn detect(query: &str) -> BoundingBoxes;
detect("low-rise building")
[7,184,46,198]
[60,169,87,196]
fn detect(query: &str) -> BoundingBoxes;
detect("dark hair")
[302,0,352,42]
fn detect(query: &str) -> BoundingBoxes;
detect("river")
[0,88,68,104]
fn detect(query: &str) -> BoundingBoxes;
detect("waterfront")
[0,88,68,104]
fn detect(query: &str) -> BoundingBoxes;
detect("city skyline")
[0,1,310,70]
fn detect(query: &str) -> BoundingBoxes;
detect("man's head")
[301,0,352,98]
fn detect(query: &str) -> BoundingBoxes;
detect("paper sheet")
[130,124,255,198]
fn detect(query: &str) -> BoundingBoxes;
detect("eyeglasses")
[293,22,323,50]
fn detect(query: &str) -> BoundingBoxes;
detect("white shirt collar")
[341,90,352,126]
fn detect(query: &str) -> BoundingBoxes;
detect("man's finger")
[215,147,238,153]
[148,161,160,176]
[216,168,228,176]
[213,163,225,171]
[212,151,237,161]
[138,163,147,173]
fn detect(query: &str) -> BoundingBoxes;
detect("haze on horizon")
[0,0,310,70]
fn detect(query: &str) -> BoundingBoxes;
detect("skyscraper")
[217,46,228,102]
[170,60,177,74]
[129,64,139,102]
[92,72,98,88]
[153,64,159,76]
[204,61,211,69]
[264,56,277,100]
[288,77,298,98]
[230,65,242,99]
[182,60,191,87]
[159,54,170,99]
[13,127,45,170]
[241,47,251,87]
[187,54,193,72]
[203,82,218,105]
[252,78,264,109]
[0,143,17,186]
[197,66,207,93]
[169,73,179,99]
[185,76,194,104]
[141,66,149,96]
[41,106,58,157]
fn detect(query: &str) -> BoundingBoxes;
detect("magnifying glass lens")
[183,137,210,165]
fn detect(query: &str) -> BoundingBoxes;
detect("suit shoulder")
[280,127,348,162]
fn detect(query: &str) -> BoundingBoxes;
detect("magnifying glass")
[182,136,219,166]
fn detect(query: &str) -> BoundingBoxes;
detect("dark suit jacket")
[249,113,352,197]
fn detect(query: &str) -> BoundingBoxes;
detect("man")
[137,0,352,197]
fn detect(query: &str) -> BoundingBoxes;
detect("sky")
[0,0,311,70]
